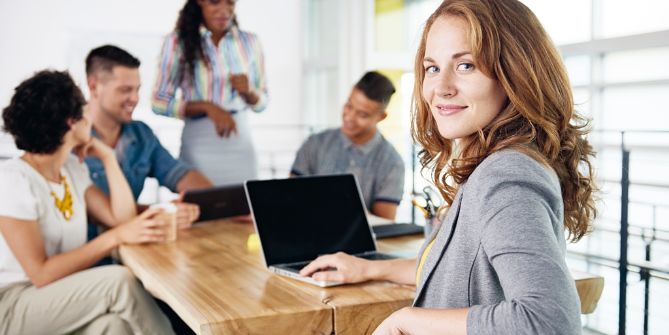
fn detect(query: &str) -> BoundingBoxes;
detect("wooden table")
[269,235,422,335]
[120,220,603,334]
[119,221,332,335]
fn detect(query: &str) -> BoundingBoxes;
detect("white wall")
[0,0,304,163]
[236,0,305,178]
[0,0,182,108]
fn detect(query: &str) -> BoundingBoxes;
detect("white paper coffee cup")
[150,203,178,242]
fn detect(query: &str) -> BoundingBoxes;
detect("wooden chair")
[571,270,605,314]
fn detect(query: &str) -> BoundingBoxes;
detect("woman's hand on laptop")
[299,252,373,283]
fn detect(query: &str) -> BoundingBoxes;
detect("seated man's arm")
[155,165,209,229]
[172,172,210,227]
[176,170,213,193]
[372,201,399,220]
[371,156,405,220]
[137,124,210,228]
[144,124,209,192]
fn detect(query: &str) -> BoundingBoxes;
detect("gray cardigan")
[414,150,581,335]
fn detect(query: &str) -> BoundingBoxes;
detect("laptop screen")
[245,174,377,266]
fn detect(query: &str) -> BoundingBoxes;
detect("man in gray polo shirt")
[291,71,404,220]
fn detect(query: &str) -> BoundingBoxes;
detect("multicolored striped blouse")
[151,25,268,118]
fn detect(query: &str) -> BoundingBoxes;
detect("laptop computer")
[245,174,397,287]
[182,184,250,222]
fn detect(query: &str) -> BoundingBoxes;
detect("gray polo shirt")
[291,128,405,211]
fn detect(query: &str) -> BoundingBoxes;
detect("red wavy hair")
[412,0,597,241]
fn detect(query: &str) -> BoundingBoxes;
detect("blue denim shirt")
[85,121,191,200]
[85,121,191,246]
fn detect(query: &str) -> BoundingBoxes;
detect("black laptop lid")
[183,184,250,222]
[245,174,377,266]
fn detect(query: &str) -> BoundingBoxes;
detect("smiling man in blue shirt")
[84,45,212,241]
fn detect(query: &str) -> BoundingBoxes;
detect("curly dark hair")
[176,0,238,80]
[2,70,85,154]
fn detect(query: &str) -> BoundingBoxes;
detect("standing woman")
[300,0,597,334]
[152,0,268,185]
[0,70,174,334]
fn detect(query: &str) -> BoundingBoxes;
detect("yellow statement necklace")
[24,155,74,221]
[48,175,74,221]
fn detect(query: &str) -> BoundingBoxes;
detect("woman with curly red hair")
[301,0,597,333]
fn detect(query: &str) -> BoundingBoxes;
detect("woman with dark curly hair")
[300,0,597,334]
[151,0,268,185]
[0,70,175,334]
